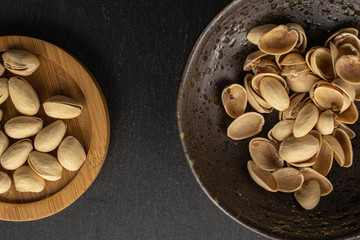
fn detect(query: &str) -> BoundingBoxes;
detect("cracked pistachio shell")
[0,78,9,105]
[58,136,86,171]
[28,151,63,181]
[244,74,273,114]
[247,24,276,45]
[312,140,333,176]
[333,128,353,168]
[286,72,319,93]
[8,76,40,115]
[5,116,43,139]
[43,95,83,119]
[227,112,265,140]
[335,55,360,84]
[281,92,306,120]
[295,180,321,210]
[249,138,283,171]
[34,120,67,152]
[0,171,11,194]
[1,139,32,170]
[300,168,333,196]
[2,49,40,76]
[243,50,273,71]
[14,166,45,193]
[310,82,344,112]
[259,76,290,111]
[272,167,304,193]
[221,84,247,119]
[279,134,319,163]
[308,47,334,81]
[252,59,281,75]
[322,135,345,167]
[247,160,278,192]
[316,110,335,135]
[271,120,294,141]
[258,25,298,55]
[293,103,319,138]
[325,27,359,47]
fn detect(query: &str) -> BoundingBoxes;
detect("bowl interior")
[177,0,360,239]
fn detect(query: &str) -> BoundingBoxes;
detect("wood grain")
[0,36,110,221]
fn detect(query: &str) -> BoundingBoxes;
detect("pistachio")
[1,139,32,170]
[227,112,265,140]
[2,49,40,76]
[0,78,9,105]
[13,166,45,193]
[58,136,86,171]
[272,167,304,193]
[294,180,321,210]
[28,151,63,181]
[8,76,40,115]
[279,134,319,163]
[0,171,11,194]
[43,95,83,119]
[249,138,283,171]
[5,116,43,139]
[34,120,67,152]
[247,160,278,192]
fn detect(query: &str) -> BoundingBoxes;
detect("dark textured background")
[0,0,264,239]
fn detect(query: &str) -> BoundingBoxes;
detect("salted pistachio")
[0,78,9,105]
[287,23,307,53]
[13,166,45,193]
[247,24,276,45]
[281,92,306,120]
[295,180,321,210]
[227,112,265,140]
[307,47,334,81]
[243,50,273,71]
[322,135,345,167]
[325,27,359,47]
[279,134,319,163]
[0,171,11,194]
[43,95,83,119]
[2,49,40,76]
[34,120,67,152]
[271,120,294,141]
[258,25,298,55]
[310,81,344,112]
[58,136,86,171]
[337,122,355,139]
[244,74,273,113]
[286,72,319,93]
[293,103,319,138]
[312,140,333,176]
[247,160,278,192]
[333,128,353,168]
[28,151,63,181]
[335,55,360,84]
[259,76,290,111]
[0,130,9,158]
[337,102,358,124]
[316,110,335,135]
[8,76,40,115]
[272,167,304,193]
[5,116,43,139]
[221,84,247,119]
[249,138,283,171]
[1,139,32,170]
[0,63,4,77]
[300,168,333,196]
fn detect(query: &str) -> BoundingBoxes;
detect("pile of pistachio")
[222,24,360,210]
[0,49,86,194]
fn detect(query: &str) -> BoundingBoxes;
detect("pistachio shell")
[43,95,83,119]
[288,155,317,168]
[8,76,40,115]
[244,74,273,113]
[280,53,306,66]
[0,78,9,105]
[252,73,287,92]
[333,128,353,168]
[249,138,283,171]
[2,49,40,76]
[287,23,307,53]
[0,171,11,194]
[322,135,345,167]
[316,110,335,135]
[281,92,306,120]
[299,168,333,196]
[350,82,360,101]
[252,59,280,75]
[325,27,359,47]
[247,160,278,192]
[1,139,33,170]
[286,72,319,93]
[5,116,43,139]
[34,120,67,152]
[272,167,304,193]
[227,112,265,140]
[221,84,247,119]
[28,151,63,181]
[293,103,319,138]
[0,63,4,77]
[259,76,290,111]
[13,166,45,193]
[310,47,334,81]
[337,102,358,124]
[58,136,86,171]
[279,135,319,163]
[335,55,360,84]
[311,82,344,111]
[247,24,277,45]
[337,122,355,139]
[332,78,356,102]
[295,180,321,210]
[243,50,272,71]
[258,25,298,55]
[312,141,333,176]
[281,64,310,77]
[334,33,360,51]
[271,120,295,141]
[0,130,9,158]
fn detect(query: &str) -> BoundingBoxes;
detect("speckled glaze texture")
[177,0,360,239]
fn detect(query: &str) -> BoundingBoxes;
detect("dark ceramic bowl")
[177,0,360,239]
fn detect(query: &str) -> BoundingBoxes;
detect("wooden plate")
[0,36,110,221]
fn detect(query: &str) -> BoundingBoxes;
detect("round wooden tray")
[0,36,110,221]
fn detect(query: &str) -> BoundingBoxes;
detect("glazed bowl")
[177,0,360,239]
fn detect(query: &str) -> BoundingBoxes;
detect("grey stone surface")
[0,1,265,239]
